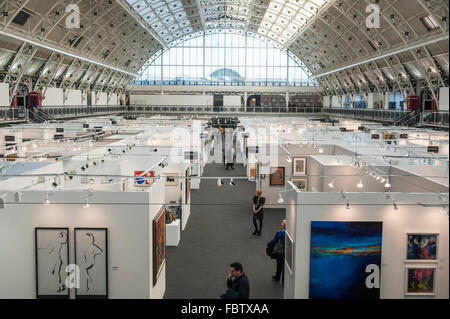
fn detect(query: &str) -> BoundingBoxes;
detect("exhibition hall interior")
[0,0,449,300]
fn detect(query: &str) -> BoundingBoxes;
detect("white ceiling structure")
[0,0,448,98]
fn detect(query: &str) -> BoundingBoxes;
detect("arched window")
[133,31,317,87]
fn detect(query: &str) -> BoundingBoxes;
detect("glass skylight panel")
[257,0,329,45]
[125,0,193,44]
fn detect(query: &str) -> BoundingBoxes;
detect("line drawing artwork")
[81,232,104,293]
[38,231,68,293]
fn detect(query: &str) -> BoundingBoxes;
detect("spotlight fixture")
[393,201,399,211]
[357,177,363,189]
[346,202,351,210]
[384,178,391,188]
[318,147,323,153]
[328,178,336,189]
[286,156,292,163]
[277,193,284,204]
[229,179,235,187]
[217,178,223,187]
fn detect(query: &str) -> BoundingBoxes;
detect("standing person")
[221,262,250,299]
[270,220,286,283]
[252,189,265,236]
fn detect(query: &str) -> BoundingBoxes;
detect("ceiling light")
[318,147,323,153]
[44,193,51,205]
[393,201,399,212]
[384,178,391,188]
[357,177,363,189]
[328,178,336,189]
[277,193,284,204]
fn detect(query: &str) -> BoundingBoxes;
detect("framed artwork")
[292,157,307,176]
[74,228,108,299]
[35,228,70,299]
[427,146,439,153]
[185,168,190,204]
[164,173,179,186]
[384,132,396,144]
[309,221,383,299]
[153,206,166,286]
[285,231,294,275]
[250,163,256,178]
[270,167,285,186]
[406,233,439,262]
[290,178,308,191]
[371,134,380,140]
[134,170,155,187]
[405,266,436,296]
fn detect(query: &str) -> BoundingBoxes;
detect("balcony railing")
[1,105,448,130]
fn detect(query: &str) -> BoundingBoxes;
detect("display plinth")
[166,219,181,246]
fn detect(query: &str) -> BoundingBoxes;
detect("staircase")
[392,110,421,127]
[27,108,58,124]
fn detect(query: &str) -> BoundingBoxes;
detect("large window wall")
[133,31,317,87]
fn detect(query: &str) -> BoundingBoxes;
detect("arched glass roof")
[133,31,318,86]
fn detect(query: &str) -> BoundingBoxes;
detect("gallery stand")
[166,219,181,246]
[284,191,449,299]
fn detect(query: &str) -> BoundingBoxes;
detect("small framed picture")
[405,266,436,296]
[164,173,179,186]
[270,167,285,186]
[292,157,307,176]
[290,178,308,191]
[406,233,439,262]
[285,231,294,275]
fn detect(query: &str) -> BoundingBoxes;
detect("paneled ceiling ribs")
[0,0,449,99]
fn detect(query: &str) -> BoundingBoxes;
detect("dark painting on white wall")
[35,228,70,299]
[75,228,108,299]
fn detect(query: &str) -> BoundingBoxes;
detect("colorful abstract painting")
[407,234,438,261]
[309,221,383,299]
[153,206,166,286]
[406,267,435,295]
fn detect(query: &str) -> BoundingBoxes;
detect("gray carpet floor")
[164,164,285,299]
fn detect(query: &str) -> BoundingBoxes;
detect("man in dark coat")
[222,262,249,299]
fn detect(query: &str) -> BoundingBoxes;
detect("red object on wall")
[29,92,42,109]
[406,96,420,111]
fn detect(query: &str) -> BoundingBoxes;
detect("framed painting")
[406,233,438,262]
[290,178,308,191]
[250,163,256,178]
[134,170,155,187]
[35,228,70,299]
[384,132,396,144]
[270,167,285,186]
[285,231,294,275]
[292,157,307,176]
[309,221,383,299]
[405,266,436,296]
[164,173,179,186]
[74,228,108,299]
[185,168,190,204]
[153,206,166,287]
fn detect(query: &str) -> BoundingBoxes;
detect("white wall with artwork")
[0,189,166,299]
[285,192,449,299]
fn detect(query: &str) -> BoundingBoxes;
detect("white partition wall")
[286,192,449,299]
[42,88,64,106]
[0,83,9,106]
[130,94,214,106]
[439,87,449,111]
[0,188,166,299]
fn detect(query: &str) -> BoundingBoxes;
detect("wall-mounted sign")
[6,154,17,162]
[4,136,15,142]
[427,146,439,153]
[358,126,365,131]
[371,134,380,139]
[56,128,64,133]
[200,133,208,139]
[399,134,408,139]
[340,127,347,132]
[53,134,64,140]
[82,123,89,128]
[134,171,155,187]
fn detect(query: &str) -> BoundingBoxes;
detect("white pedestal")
[166,219,181,246]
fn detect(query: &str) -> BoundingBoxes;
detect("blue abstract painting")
[309,221,383,299]
[407,234,438,260]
